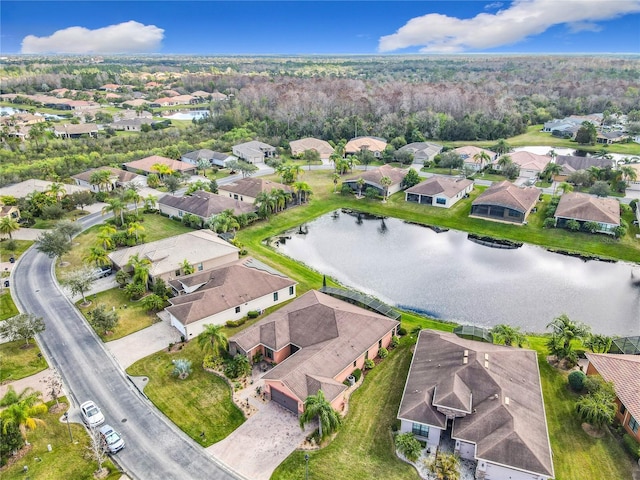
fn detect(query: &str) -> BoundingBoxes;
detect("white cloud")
[379,0,640,53]
[484,2,504,10]
[21,21,164,54]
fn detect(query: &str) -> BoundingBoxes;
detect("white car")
[99,424,125,453]
[80,400,105,428]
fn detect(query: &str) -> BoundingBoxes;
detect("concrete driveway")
[207,397,307,480]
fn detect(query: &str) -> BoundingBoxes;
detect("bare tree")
[40,368,64,407]
[85,425,108,476]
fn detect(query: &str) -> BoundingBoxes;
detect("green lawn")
[0,291,19,321]
[0,399,121,480]
[0,340,48,382]
[126,339,245,446]
[77,288,159,341]
[0,239,32,261]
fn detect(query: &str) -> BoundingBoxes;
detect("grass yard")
[0,399,121,480]
[272,339,417,480]
[126,339,244,446]
[77,288,159,341]
[0,291,19,320]
[0,340,48,382]
[0,239,32,261]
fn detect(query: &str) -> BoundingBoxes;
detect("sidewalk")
[0,368,55,402]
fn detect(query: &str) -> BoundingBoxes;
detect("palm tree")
[356,178,365,197]
[587,166,603,183]
[584,334,612,353]
[127,221,145,244]
[102,197,126,226]
[473,151,491,170]
[542,162,562,182]
[332,173,340,193]
[151,163,174,179]
[84,246,110,267]
[208,209,240,233]
[197,324,228,358]
[497,155,512,169]
[293,182,311,205]
[45,182,66,202]
[144,194,158,212]
[126,253,152,287]
[620,166,638,184]
[347,155,360,172]
[254,191,276,219]
[123,187,142,216]
[299,389,342,441]
[334,158,350,175]
[379,176,392,202]
[96,224,117,250]
[491,324,526,347]
[89,169,112,192]
[0,216,20,240]
[180,259,194,275]
[271,188,290,212]
[0,386,48,441]
[492,139,511,155]
[429,452,461,480]
[557,182,574,196]
[546,314,590,360]
[576,391,616,430]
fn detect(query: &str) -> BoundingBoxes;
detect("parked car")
[80,400,105,427]
[99,424,125,453]
[92,266,113,279]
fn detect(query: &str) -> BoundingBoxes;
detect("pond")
[276,211,640,336]
[162,110,210,120]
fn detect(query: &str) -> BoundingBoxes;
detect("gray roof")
[159,191,256,218]
[554,192,620,225]
[230,290,399,404]
[72,167,141,185]
[234,141,276,158]
[406,176,473,198]
[182,149,216,162]
[398,142,443,161]
[345,164,407,188]
[556,155,613,173]
[472,181,539,213]
[166,258,296,325]
[399,330,554,478]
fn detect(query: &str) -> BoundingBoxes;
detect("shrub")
[41,204,65,220]
[247,310,260,319]
[364,187,378,199]
[172,358,192,379]
[543,217,556,229]
[202,354,220,369]
[340,183,352,195]
[623,434,640,460]
[390,335,399,348]
[352,368,362,381]
[397,327,407,336]
[378,347,388,359]
[395,433,422,463]
[568,370,586,392]
[566,219,581,231]
[225,318,247,328]
[364,359,375,370]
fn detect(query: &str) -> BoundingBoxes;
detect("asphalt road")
[12,211,243,480]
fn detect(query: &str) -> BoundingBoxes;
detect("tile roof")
[166,258,295,325]
[398,142,443,160]
[289,137,334,157]
[345,136,388,153]
[230,290,399,404]
[406,176,473,198]
[182,149,216,162]
[399,330,554,478]
[472,181,540,213]
[158,191,257,218]
[585,353,640,421]
[346,164,407,187]
[554,192,620,225]
[556,155,614,173]
[218,177,292,198]
[509,151,551,172]
[453,146,496,162]
[53,123,99,135]
[71,167,141,185]
[124,155,196,173]
[108,230,238,278]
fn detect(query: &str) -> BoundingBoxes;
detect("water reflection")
[277,211,640,335]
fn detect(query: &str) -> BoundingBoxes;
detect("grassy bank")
[0,340,48,382]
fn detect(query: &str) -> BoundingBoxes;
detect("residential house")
[166,258,297,339]
[99,84,120,92]
[210,92,228,101]
[229,290,399,414]
[289,137,334,160]
[71,167,144,192]
[470,181,540,224]
[596,131,628,145]
[181,149,236,168]
[232,141,277,164]
[218,177,292,204]
[344,164,407,197]
[0,205,20,221]
[0,179,88,199]
[405,176,473,208]
[554,155,614,181]
[122,99,151,109]
[158,191,257,222]
[453,146,497,172]
[585,353,640,442]
[190,91,211,101]
[123,155,197,176]
[108,230,239,285]
[500,151,551,178]
[111,118,154,132]
[554,192,620,234]
[344,136,387,157]
[53,123,99,139]
[398,142,443,164]
[149,97,178,108]
[626,163,640,191]
[398,330,554,480]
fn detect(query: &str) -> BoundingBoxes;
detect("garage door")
[270,387,298,414]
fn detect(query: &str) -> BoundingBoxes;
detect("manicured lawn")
[0,399,121,480]
[272,339,417,480]
[0,340,48,382]
[0,239,32,261]
[0,291,19,320]
[77,288,159,341]
[126,339,244,446]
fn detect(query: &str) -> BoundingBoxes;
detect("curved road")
[12,211,243,480]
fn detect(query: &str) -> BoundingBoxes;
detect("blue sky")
[2,1,639,55]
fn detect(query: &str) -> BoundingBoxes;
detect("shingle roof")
[53,123,99,135]
[399,330,554,478]
[289,137,334,157]
[158,191,256,218]
[108,230,238,278]
[234,141,276,157]
[556,155,613,173]
[472,181,539,213]
[346,164,407,188]
[453,146,496,162]
[398,142,443,160]
[72,167,141,185]
[345,136,388,154]
[406,176,473,198]
[585,353,640,422]
[218,177,292,198]
[230,290,399,404]
[182,149,216,162]
[124,155,196,174]
[554,192,620,225]
[509,151,551,172]
[166,259,296,325]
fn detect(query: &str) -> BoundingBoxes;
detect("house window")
[353,361,357,367]
[436,197,447,205]
[265,347,273,360]
[365,351,369,360]
[630,416,639,434]
[378,339,383,348]
[241,196,244,201]
[289,286,294,295]
[620,404,626,415]
[412,423,429,438]
[273,292,279,302]
[178,210,183,217]
[235,306,241,314]
[234,194,238,200]
[175,270,181,277]
[197,263,203,271]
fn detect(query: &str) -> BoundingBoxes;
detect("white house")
[405,176,473,208]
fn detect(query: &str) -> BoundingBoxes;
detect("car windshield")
[87,407,99,417]
[105,432,120,444]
